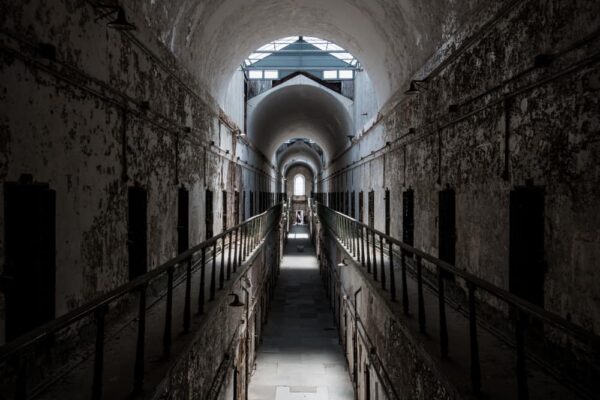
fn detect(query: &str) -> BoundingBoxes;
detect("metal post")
[438,270,448,358]
[183,257,192,332]
[416,256,426,334]
[219,237,226,289]
[468,283,481,394]
[401,250,409,314]
[92,305,108,400]
[227,231,233,280]
[389,242,396,302]
[371,229,377,276]
[163,267,174,358]
[199,247,206,314]
[379,235,385,290]
[133,284,147,394]
[366,227,371,273]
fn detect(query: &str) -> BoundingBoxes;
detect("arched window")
[293,174,305,196]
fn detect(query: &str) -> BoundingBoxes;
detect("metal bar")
[468,283,481,394]
[133,284,147,394]
[163,267,174,358]
[227,231,233,281]
[183,257,192,332]
[416,256,426,334]
[401,250,409,314]
[366,227,371,273]
[234,228,239,272]
[438,270,448,358]
[389,241,396,302]
[516,309,529,400]
[380,235,386,290]
[92,305,107,400]
[199,248,206,315]
[210,241,217,300]
[372,229,377,278]
[219,237,225,290]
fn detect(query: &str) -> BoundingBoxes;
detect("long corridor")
[248,225,354,400]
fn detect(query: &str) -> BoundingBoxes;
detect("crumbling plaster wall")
[322,0,600,332]
[0,0,274,344]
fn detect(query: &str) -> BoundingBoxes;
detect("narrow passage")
[249,225,354,400]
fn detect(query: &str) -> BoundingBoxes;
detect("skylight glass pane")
[323,70,338,79]
[339,70,353,79]
[264,70,279,79]
[248,70,263,79]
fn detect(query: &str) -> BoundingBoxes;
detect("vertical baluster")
[371,229,377,277]
[234,228,240,272]
[468,283,481,394]
[366,227,371,273]
[401,250,409,314]
[210,241,217,300]
[219,237,225,289]
[515,309,529,400]
[227,231,233,280]
[389,241,396,302]
[133,284,147,394]
[92,304,108,400]
[183,257,192,332]
[163,267,174,358]
[416,255,426,334]
[242,224,248,259]
[379,235,386,290]
[356,223,361,262]
[360,226,366,268]
[438,268,448,358]
[199,247,206,314]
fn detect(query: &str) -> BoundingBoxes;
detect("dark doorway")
[368,190,375,229]
[4,178,56,341]
[351,191,356,219]
[384,189,390,236]
[438,188,456,279]
[206,189,214,239]
[177,187,189,254]
[510,186,545,308]
[249,191,254,218]
[128,186,148,281]
[359,191,364,223]
[234,191,240,225]
[403,189,414,246]
[242,191,246,221]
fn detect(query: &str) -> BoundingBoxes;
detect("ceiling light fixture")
[404,80,427,95]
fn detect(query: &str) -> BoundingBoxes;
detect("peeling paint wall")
[322,0,600,334]
[0,0,274,345]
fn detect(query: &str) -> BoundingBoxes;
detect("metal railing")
[316,202,600,399]
[0,203,284,400]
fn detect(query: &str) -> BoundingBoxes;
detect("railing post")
[379,235,386,290]
[227,231,233,281]
[219,237,226,289]
[356,223,361,262]
[210,241,217,301]
[366,227,371,273]
[199,247,206,315]
[163,266,174,359]
[234,228,240,272]
[401,250,409,314]
[438,270,448,358]
[92,304,108,400]
[371,229,377,277]
[389,241,396,302]
[416,255,426,334]
[133,284,147,394]
[468,283,481,395]
[515,309,529,400]
[183,257,192,332]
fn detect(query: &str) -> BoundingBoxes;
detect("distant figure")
[296,211,302,225]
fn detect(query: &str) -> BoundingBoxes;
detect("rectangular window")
[264,70,278,79]
[339,70,354,79]
[323,70,338,79]
[248,70,263,79]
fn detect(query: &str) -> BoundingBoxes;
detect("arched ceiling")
[127,0,487,107]
[249,84,352,161]
[277,141,323,178]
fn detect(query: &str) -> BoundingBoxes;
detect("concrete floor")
[248,225,354,400]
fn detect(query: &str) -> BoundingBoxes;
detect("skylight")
[243,36,359,67]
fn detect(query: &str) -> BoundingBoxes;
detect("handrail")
[0,203,284,398]
[316,202,599,399]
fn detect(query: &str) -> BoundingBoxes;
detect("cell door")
[385,189,391,236]
[128,187,148,280]
[222,190,228,231]
[4,179,56,341]
[234,191,240,225]
[351,191,356,219]
[368,191,375,229]
[438,188,456,279]
[358,191,364,223]
[242,191,246,221]
[177,187,189,254]
[510,187,545,307]
[249,191,254,218]
[205,189,214,239]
